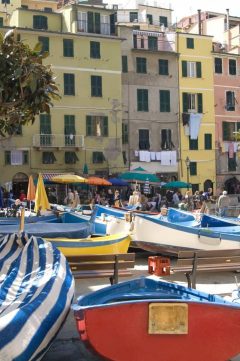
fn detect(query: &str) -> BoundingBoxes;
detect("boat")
[0,213,60,225]
[131,207,240,251]
[73,277,240,361]
[45,233,131,256]
[0,233,74,361]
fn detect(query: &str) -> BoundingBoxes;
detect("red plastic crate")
[148,256,170,276]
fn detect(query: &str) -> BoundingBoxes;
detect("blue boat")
[73,277,240,361]
[0,233,74,361]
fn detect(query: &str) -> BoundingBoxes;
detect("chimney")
[197,9,201,35]
[226,8,229,30]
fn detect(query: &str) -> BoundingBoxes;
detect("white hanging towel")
[156,152,161,161]
[161,151,171,165]
[170,151,177,165]
[189,113,202,140]
[184,125,190,136]
[139,150,146,161]
[145,151,151,162]
[150,152,156,160]
[135,150,139,157]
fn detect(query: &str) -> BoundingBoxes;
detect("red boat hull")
[75,301,240,361]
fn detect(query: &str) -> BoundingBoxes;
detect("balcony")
[132,30,175,52]
[77,20,111,36]
[33,134,84,149]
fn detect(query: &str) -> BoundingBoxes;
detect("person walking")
[217,190,230,217]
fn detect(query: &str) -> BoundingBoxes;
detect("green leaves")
[0,29,60,136]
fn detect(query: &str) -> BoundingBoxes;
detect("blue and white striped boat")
[0,233,74,361]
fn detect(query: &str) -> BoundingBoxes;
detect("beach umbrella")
[27,175,36,213]
[143,179,151,194]
[162,181,192,189]
[34,173,50,213]
[86,177,112,186]
[51,174,87,184]
[108,178,129,186]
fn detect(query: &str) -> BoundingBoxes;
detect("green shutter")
[189,138,198,150]
[182,61,187,77]
[187,38,194,49]
[197,93,203,113]
[122,56,128,73]
[86,116,93,136]
[63,39,74,57]
[190,162,197,175]
[23,151,29,164]
[0,18,3,27]
[182,93,188,112]
[40,114,51,134]
[160,90,170,112]
[95,13,100,33]
[38,36,49,53]
[204,134,212,150]
[5,151,11,165]
[137,89,148,111]
[103,117,108,136]
[196,62,202,78]
[87,12,94,32]
[64,115,75,134]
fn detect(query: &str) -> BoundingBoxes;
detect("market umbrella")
[51,174,87,184]
[27,175,36,213]
[34,173,50,213]
[108,178,129,186]
[86,177,112,186]
[162,181,192,189]
[120,167,160,183]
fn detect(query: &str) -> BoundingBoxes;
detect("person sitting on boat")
[217,190,230,217]
[64,189,74,207]
[72,190,80,209]
[114,190,122,208]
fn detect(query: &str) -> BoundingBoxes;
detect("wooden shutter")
[197,93,203,113]
[182,93,188,112]
[102,117,108,136]
[182,61,187,77]
[86,116,93,136]
[95,13,101,33]
[87,12,94,33]
[196,62,202,78]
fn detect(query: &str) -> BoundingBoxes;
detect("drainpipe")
[197,9,201,35]
[226,9,230,50]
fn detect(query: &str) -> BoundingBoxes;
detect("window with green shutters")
[42,152,56,164]
[4,150,28,165]
[226,91,235,111]
[40,114,51,146]
[229,59,236,75]
[136,57,147,73]
[159,59,168,75]
[204,134,212,150]
[160,90,170,112]
[215,58,222,73]
[91,75,102,97]
[93,151,105,163]
[38,36,49,53]
[33,15,48,30]
[137,89,148,111]
[139,129,150,150]
[148,36,157,50]
[86,116,108,136]
[64,73,75,95]
[159,16,168,27]
[0,17,3,27]
[222,121,240,141]
[122,56,128,73]
[87,12,100,34]
[133,34,137,48]
[23,151,29,164]
[130,12,138,22]
[190,162,197,176]
[90,41,100,58]
[147,14,153,24]
[189,138,198,150]
[122,123,128,144]
[64,115,75,146]
[65,151,79,164]
[186,38,194,49]
[182,93,203,113]
[182,61,201,78]
[63,39,74,57]
[197,93,203,113]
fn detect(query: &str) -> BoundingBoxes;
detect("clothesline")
[134,150,177,165]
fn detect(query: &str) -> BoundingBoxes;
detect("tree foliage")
[0,29,60,136]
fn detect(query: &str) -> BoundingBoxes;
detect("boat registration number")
[148,303,188,335]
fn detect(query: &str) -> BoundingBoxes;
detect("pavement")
[42,252,240,361]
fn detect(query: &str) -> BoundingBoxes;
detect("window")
[42,152,56,164]
[130,12,138,22]
[133,34,137,48]
[33,15,48,30]
[93,151,105,163]
[182,93,203,113]
[40,114,51,146]
[137,89,148,111]
[189,138,198,150]
[90,41,100,58]
[148,36,157,50]
[190,162,197,176]
[38,36,49,53]
[136,57,147,73]
[182,61,201,78]
[160,90,170,112]
[161,129,174,150]
[204,134,212,150]
[215,58,222,74]
[63,39,74,57]
[91,75,102,97]
[228,155,237,172]
[139,129,150,150]
[229,59,236,75]
[0,17,3,27]
[21,5,28,9]
[87,12,101,34]
[122,123,128,144]
[159,16,168,27]
[159,59,168,75]
[5,150,28,165]
[226,91,235,111]
[122,55,128,73]
[64,73,75,95]
[2,0,10,3]
[64,115,75,146]
[86,116,108,136]
[222,121,240,141]
[186,38,194,49]
[147,14,153,24]
[44,7,52,12]
[65,151,79,164]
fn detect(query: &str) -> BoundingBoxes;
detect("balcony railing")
[77,20,111,35]
[33,134,84,148]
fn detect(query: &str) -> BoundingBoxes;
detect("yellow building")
[177,32,216,193]
[0,0,125,195]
